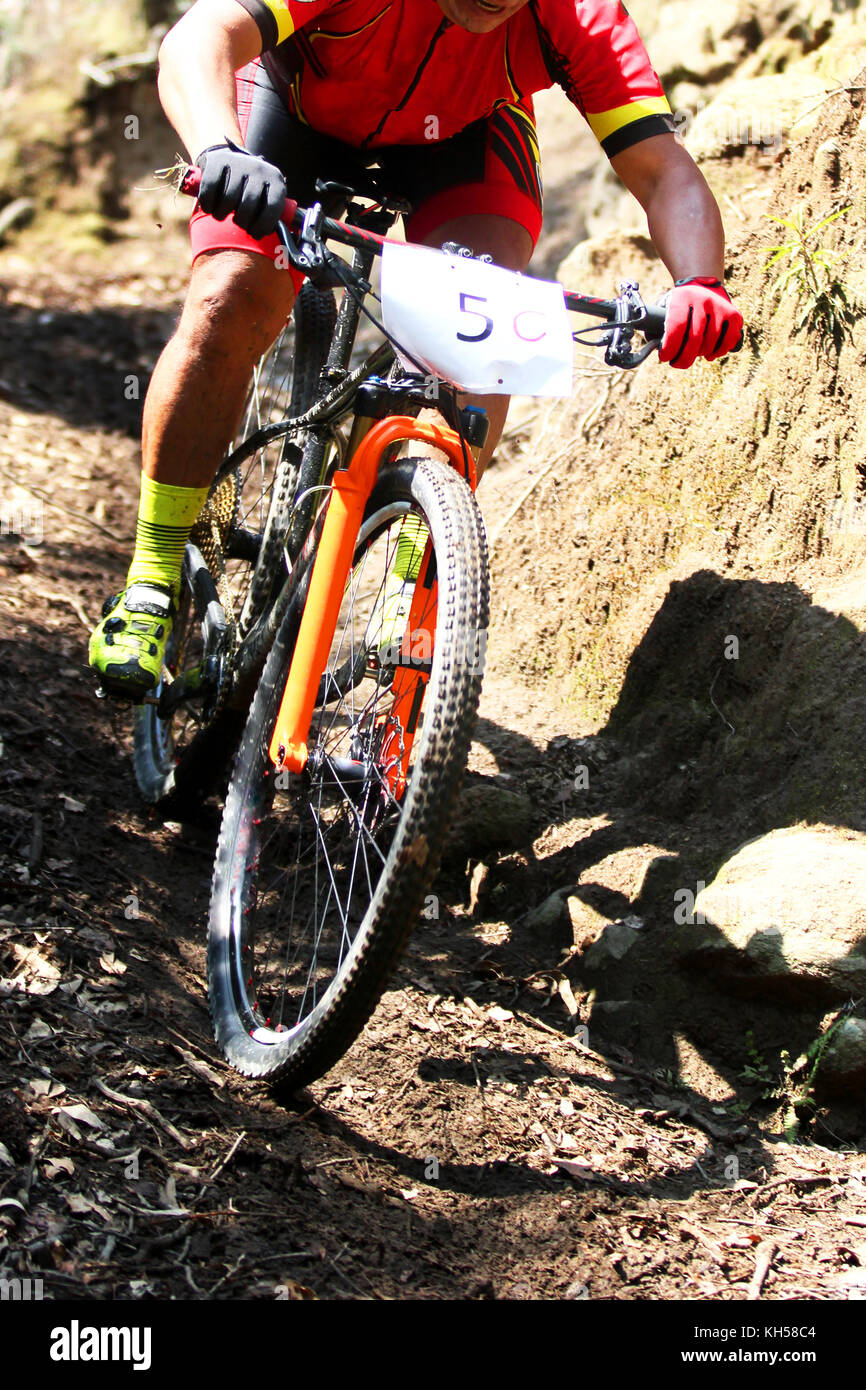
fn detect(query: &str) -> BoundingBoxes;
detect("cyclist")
[89,0,744,700]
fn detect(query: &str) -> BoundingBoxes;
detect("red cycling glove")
[659,276,743,369]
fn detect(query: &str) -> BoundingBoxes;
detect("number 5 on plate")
[381,242,574,396]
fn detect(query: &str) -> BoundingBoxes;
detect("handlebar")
[176,166,735,369]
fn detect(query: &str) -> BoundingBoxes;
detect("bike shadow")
[277,1048,791,1212]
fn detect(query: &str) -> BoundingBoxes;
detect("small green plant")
[740,1029,774,1090]
[741,1015,849,1139]
[773,1049,814,1142]
[740,1036,806,1136]
[764,204,860,342]
[654,1066,686,1091]
[774,1009,856,1138]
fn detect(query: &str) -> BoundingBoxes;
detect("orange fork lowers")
[268,416,474,776]
[375,537,438,799]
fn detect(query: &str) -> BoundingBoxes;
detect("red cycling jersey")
[190,0,674,274]
[235,0,672,155]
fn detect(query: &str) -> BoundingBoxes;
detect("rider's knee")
[181,250,294,350]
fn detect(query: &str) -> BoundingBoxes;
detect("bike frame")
[267,415,476,780]
[174,167,671,787]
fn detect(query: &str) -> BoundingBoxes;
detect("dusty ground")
[1,91,866,1303]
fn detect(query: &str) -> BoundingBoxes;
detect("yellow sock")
[394,514,429,583]
[126,474,208,599]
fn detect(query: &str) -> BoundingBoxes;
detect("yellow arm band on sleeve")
[586,95,672,144]
[260,0,296,43]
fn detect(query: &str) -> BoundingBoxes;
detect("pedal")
[94,679,155,707]
[365,652,393,684]
[368,644,432,673]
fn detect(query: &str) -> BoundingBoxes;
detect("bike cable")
[320,249,476,479]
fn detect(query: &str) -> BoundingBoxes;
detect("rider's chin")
[468,0,508,24]
[440,0,511,31]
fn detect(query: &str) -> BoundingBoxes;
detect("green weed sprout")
[764,204,860,343]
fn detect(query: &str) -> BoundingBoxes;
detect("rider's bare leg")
[141,249,298,489]
[420,212,534,479]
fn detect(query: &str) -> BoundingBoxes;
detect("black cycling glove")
[195,138,287,240]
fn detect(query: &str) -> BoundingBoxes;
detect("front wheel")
[207,457,489,1089]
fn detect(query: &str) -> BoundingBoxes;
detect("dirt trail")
[1,99,865,1302]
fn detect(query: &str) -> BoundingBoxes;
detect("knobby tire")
[207,457,488,1089]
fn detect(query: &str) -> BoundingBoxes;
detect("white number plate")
[380,242,573,396]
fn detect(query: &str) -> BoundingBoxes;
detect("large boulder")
[557,231,661,294]
[643,0,764,89]
[640,0,863,94]
[684,22,866,161]
[676,825,866,1004]
[684,70,830,160]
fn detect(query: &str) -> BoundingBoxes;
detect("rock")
[558,228,659,287]
[684,71,831,161]
[524,890,569,932]
[815,1009,866,1097]
[791,17,866,88]
[519,889,573,957]
[679,826,866,1004]
[637,0,860,94]
[633,853,682,905]
[444,781,534,862]
[567,894,611,950]
[644,0,761,89]
[583,918,642,970]
[693,14,866,158]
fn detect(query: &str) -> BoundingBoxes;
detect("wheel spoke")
[231,501,433,1036]
[209,457,487,1087]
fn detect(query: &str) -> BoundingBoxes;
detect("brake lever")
[276,201,354,289]
[603,280,662,370]
[282,201,328,275]
[621,339,661,367]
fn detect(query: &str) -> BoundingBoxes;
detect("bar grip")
[178,165,299,229]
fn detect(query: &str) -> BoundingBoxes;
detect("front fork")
[267,415,478,777]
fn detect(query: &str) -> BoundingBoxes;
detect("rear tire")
[207,457,488,1088]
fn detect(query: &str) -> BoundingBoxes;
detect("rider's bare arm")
[610,133,725,284]
[612,133,742,366]
[158,0,263,160]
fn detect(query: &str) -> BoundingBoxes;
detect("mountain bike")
[139,169,667,1089]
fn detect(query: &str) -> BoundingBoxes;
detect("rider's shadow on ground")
[415,567,866,1132]
[0,300,172,438]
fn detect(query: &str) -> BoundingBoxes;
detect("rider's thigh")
[419,214,533,272]
[179,248,297,356]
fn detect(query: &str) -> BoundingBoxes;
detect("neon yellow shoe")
[364,514,429,664]
[88,582,175,702]
[365,572,415,666]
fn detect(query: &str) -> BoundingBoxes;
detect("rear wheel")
[207,457,488,1088]
[133,283,337,805]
